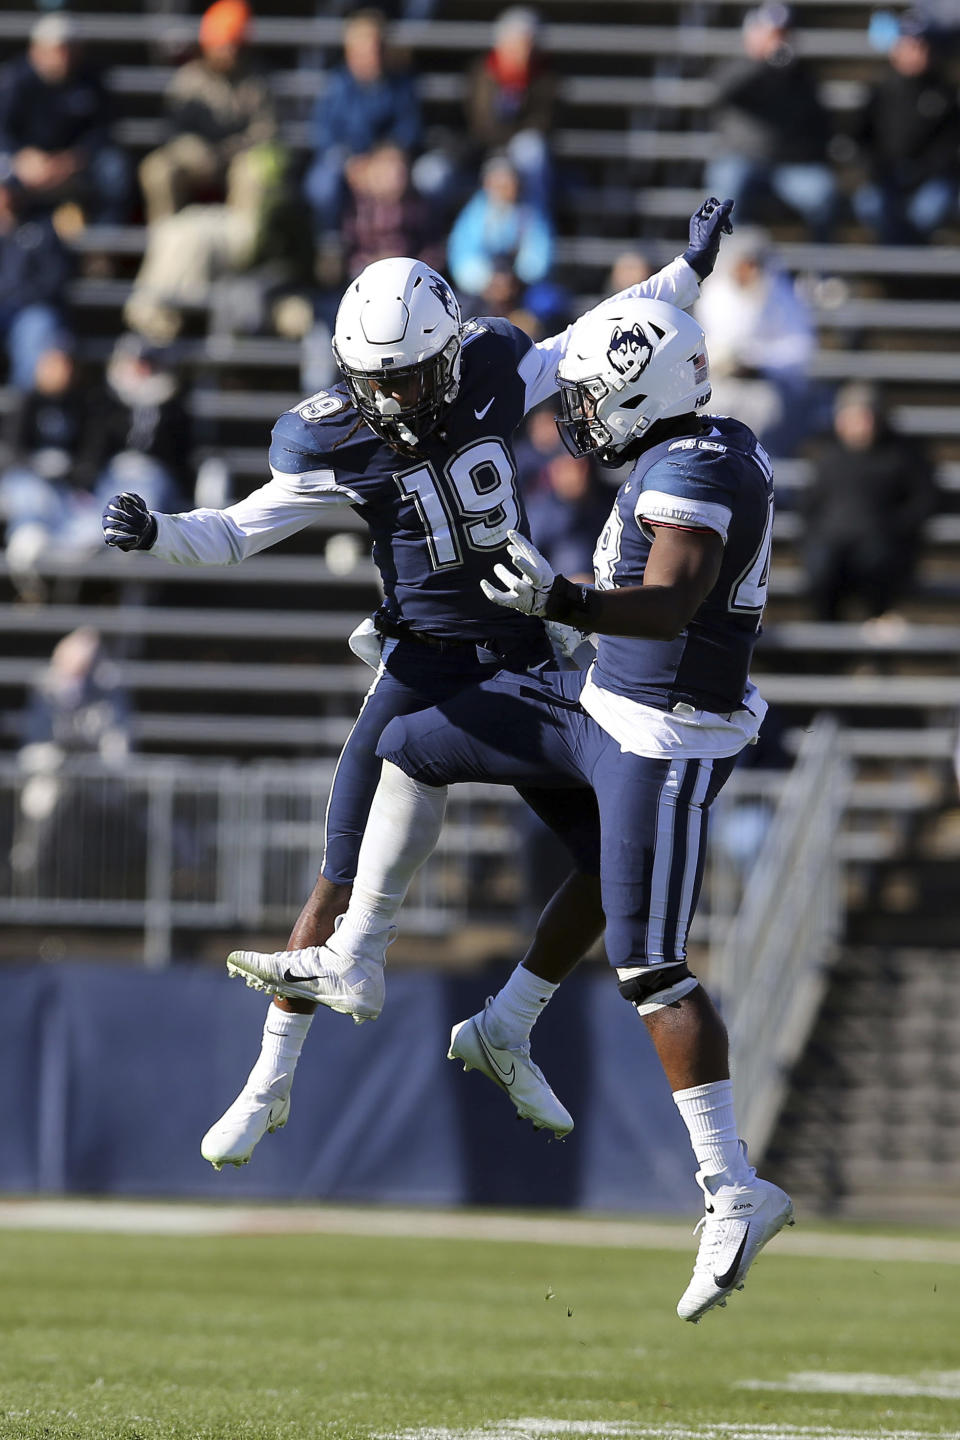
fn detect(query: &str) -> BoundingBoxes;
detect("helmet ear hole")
[620,393,648,410]
[648,323,666,341]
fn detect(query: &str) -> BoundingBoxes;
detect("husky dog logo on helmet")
[429,276,458,320]
[608,324,653,378]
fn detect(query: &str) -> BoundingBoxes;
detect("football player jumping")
[226,295,795,1323]
[102,198,733,1175]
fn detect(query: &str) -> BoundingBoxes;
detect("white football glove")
[481,530,556,617]
[545,618,597,667]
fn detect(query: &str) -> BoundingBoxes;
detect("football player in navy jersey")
[228,296,794,1323]
[102,197,733,1174]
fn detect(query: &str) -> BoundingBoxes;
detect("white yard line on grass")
[0,1199,959,1265]
[378,1421,960,1440]
[739,1371,960,1400]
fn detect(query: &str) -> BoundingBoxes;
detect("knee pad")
[617,963,699,1016]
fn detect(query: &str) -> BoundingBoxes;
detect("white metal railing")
[0,754,528,967]
[0,749,793,970]
[711,715,850,1160]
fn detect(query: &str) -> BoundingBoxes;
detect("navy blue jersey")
[269,317,544,645]
[590,417,775,714]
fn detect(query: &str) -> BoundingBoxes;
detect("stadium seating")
[1,0,958,810]
[0,1,958,1208]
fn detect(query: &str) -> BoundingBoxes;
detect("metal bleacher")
[1,1,959,961]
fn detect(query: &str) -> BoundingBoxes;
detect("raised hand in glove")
[481,530,593,627]
[682,196,734,281]
[102,492,158,551]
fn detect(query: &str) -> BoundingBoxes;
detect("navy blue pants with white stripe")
[321,634,552,886]
[376,667,739,971]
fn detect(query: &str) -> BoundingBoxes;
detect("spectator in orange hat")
[138,0,277,226]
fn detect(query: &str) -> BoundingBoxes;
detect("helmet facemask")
[334,332,461,451]
[333,255,464,453]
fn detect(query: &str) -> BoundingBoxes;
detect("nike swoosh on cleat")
[713,1230,750,1290]
[474,397,495,419]
[475,1028,516,1085]
[283,967,319,983]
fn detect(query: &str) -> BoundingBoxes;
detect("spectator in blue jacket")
[0,13,131,225]
[0,178,73,389]
[447,153,553,305]
[303,9,422,246]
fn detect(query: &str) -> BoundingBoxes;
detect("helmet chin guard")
[333,257,463,449]
[556,298,711,464]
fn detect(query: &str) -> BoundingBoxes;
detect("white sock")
[334,762,447,956]
[245,1004,313,1100]
[673,1079,749,1180]
[482,963,560,1049]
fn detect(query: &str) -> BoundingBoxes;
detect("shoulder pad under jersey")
[460,315,534,373]
[269,386,364,474]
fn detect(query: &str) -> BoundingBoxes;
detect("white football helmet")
[556,298,711,465]
[332,257,463,449]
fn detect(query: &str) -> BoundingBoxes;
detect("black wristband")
[544,575,595,628]
[139,513,159,550]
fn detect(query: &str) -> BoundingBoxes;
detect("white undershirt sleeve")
[149,468,354,566]
[517,256,701,415]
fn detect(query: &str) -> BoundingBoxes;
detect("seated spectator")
[20,628,130,763]
[852,10,960,244]
[514,402,567,498]
[125,144,291,343]
[303,9,422,249]
[0,13,131,226]
[696,227,816,457]
[12,627,135,900]
[342,142,441,278]
[139,0,277,227]
[88,334,190,515]
[0,336,188,593]
[799,382,937,624]
[706,3,838,241]
[459,256,568,339]
[447,154,554,310]
[466,6,555,211]
[524,450,611,581]
[606,249,654,293]
[0,344,96,591]
[0,177,73,390]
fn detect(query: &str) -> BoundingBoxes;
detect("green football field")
[1,1211,958,1440]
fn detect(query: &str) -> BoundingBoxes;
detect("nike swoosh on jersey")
[474,397,495,419]
[713,1228,750,1290]
[476,1028,516,1085]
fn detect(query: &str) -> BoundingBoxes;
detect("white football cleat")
[201,1089,290,1171]
[448,1000,574,1139]
[677,1151,794,1322]
[226,924,395,1021]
